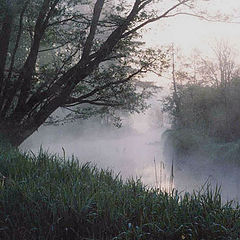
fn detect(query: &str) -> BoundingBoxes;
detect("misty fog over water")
[21,109,167,186]
[21,106,240,202]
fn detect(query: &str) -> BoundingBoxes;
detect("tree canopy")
[0,0,209,146]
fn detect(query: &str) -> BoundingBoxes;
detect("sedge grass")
[0,144,239,239]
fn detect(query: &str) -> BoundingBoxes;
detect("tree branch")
[6,0,30,83]
[165,12,229,23]
[8,0,60,119]
[63,67,145,107]
[122,0,189,38]
[2,0,61,121]
[0,6,13,96]
[80,0,105,62]
[47,15,90,27]
[64,99,123,107]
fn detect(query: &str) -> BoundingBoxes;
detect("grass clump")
[0,144,240,239]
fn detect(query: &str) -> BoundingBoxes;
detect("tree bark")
[0,10,13,95]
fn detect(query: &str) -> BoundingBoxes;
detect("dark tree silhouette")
[0,0,197,146]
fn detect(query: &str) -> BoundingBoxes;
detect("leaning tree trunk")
[0,122,32,147]
[0,114,53,147]
[0,90,64,147]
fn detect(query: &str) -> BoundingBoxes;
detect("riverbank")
[0,141,239,239]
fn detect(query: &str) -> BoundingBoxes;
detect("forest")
[164,43,240,164]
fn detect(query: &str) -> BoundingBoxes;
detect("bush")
[164,79,240,142]
[164,128,240,166]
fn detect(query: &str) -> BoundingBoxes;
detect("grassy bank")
[0,142,240,239]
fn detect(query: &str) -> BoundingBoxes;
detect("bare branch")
[64,99,123,107]
[122,0,189,38]
[165,12,229,23]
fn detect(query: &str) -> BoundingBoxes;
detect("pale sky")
[144,0,240,57]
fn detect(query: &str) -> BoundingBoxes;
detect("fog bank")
[21,108,240,202]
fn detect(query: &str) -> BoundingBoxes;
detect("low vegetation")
[0,140,239,239]
[163,128,240,166]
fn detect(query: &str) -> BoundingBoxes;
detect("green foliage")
[163,128,210,157]
[0,145,240,239]
[3,0,169,125]
[164,78,240,142]
[164,128,240,166]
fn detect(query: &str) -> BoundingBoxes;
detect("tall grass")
[0,142,240,239]
[154,158,174,194]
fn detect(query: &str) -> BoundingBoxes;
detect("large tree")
[0,0,207,146]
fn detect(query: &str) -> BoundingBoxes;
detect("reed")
[154,158,174,194]
[154,156,158,187]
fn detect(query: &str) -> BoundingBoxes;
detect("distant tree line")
[164,42,240,142]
